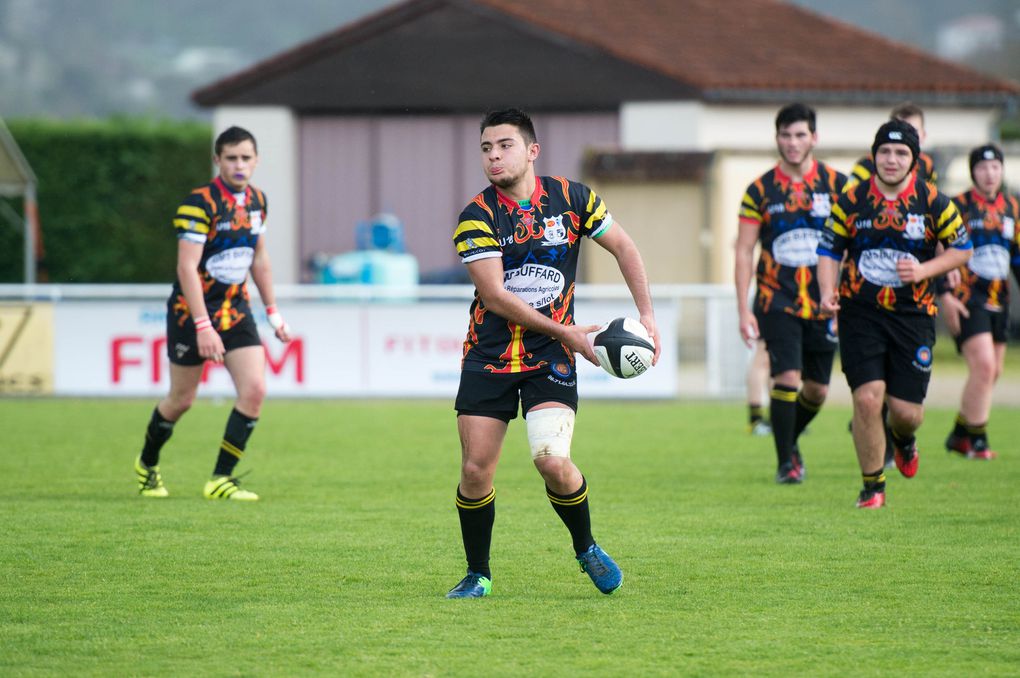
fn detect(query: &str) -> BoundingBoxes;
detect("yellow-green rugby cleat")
[135,458,169,498]
[203,476,259,501]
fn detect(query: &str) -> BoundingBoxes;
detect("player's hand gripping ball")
[588,317,655,379]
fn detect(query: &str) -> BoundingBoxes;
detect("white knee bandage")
[526,408,575,459]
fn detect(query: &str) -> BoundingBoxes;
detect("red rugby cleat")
[856,487,886,509]
[894,441,919,478]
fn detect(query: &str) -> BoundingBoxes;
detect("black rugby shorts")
[756,310,837,384]
[455,362,579,422]
[165,306,262,366]
[954,301,1008,352]
[837,301,935,404]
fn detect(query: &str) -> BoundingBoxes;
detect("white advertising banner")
[51,299,677,398]
[363,304,467,396]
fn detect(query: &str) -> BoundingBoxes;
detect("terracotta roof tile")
[473,0,1018,94]
[193,0,1019,108]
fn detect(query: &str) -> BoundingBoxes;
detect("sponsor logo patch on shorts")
[912,345,933,372]
[826,318,839,343]
[547,362,576,386]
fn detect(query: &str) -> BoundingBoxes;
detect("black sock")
[965,420,988,448]
[140,406,175,467]
[889,427,916,456]
[547,477,594,556]
[953,413,969,439]
[749,404,765,425]
[213,408,257,477]
[793,392,822,439]
[862,468,886,493]
[456,487,495,579]
[770,385,798,466]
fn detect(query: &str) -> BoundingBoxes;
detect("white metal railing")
[0,283,748,397]
[0,282,731,301]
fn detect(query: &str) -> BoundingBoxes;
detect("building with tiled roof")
[193,0,1020,285]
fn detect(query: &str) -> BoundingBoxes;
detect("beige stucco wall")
[582,180,707,285]
[620,102,999,151]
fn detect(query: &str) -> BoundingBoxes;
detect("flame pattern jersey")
[168,177,268,331]
[949,189,1020,311]
[738,160,847,319]
[453,176,612,374]
[819,174,970,316]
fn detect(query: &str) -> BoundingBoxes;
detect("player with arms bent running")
[817,120,971,509]
[133,126,291,501]
[940,144,1020,460]
[446,108,660,598]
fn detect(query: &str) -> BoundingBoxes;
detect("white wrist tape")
[526,407,575,459]
[266,305,285,331]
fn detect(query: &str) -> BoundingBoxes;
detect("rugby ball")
[589,317,655,379]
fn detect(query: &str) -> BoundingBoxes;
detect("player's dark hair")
[215,126,257,155]
[775,103,816,133]
[890,102,924,124]
[480,108,537,145]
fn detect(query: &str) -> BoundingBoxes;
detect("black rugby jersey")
[453,176,612,374]
[168,177,268,331]
[847,151,937,190]
[819,175,970,316]
[949,189,1020,311]
[738,160,847,319]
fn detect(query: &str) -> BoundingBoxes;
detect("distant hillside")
[0,0,394,118]
[0,0,1016,120]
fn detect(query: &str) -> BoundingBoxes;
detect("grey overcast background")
[1,0,1018,119]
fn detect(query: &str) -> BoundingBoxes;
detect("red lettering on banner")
[108,335,305,384]
[383,335,463,354]
[266,339,304,382]
[152,337,166,383]
[437,337,461,352]
[112,336,144,383]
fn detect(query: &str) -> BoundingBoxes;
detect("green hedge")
[1001,114,1020,142]
[0,118,212,283]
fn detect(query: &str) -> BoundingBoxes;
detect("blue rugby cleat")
[445,571,492,598]
[577,544,622,594]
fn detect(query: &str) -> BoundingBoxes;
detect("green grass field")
[1,398,1018,677]
[930,332,1020,374]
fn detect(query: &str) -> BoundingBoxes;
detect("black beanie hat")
[871,119,920,170]
[969,144,1004,181]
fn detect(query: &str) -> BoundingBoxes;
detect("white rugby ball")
[589,317,654,379]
